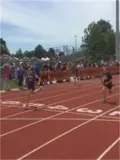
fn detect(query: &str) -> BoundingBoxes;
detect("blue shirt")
[35,65,40,75]
[17,69,24,79]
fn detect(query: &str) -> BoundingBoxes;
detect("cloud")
[0,0,119,52]
[1,1,66,37]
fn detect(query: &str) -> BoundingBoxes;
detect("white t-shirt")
[77,64,80,69]
[41,57,50,62]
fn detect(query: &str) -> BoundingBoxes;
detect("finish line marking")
[1,100,120,118]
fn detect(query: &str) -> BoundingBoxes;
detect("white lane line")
[17,105,120,160]
[0,84,101,110]
[2,88,118,119]
[1,91,100,119]
[97,137,120,160]
[1,117,120,122]
[0,93,119,138]
[44,109,120,120]
[102,115,120,120]
[1,83,93,101]
[44,109,96,117]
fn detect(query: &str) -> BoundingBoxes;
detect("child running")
[74,63,81,85]
[23,66,43,110]
[102,67,114,103]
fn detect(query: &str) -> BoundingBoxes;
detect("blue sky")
[0,0,118,53]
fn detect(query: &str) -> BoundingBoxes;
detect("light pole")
[116,0,119,61]
[74,35,77,52]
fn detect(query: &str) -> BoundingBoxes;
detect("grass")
[0,78,18,90]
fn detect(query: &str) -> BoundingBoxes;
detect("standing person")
[102,67,114,103]
[17,66,24,89]
[34,63,41,85]
[22,63,28,87]
[3,63,10,91]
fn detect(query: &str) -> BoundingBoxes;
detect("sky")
[0,0,119,53]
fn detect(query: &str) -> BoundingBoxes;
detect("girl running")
[23,67,43,110]
[102,67,114,103]
[74,63,81,85]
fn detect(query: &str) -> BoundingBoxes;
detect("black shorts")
[104,83,113,89]
[18,77,23,87]
[36,73,40,77]
[27,82,35,90]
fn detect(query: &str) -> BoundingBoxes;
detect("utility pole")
[74,35,77,52]
[116,0,119,61]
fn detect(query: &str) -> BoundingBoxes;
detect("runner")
[34,63,41,85]
[23,67,43,110]
[74,63,81,85]
[102,67,114,103]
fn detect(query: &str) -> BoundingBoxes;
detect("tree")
[24,50,35,58]
[59,51,65,56]
[48,48,56,58]
[0,38,9,55]
[34,44,44,58]
[97,19,112,32]
[82,19,115,61]
[15,48,23,58]
[24,50,29,57]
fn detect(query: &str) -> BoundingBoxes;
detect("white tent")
[41,57,50,62]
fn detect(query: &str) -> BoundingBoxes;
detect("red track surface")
[0,76,120,160]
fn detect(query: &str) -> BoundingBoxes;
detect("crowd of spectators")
[75,60,120,69]
[1,60,69,90]
[1,58,119,91]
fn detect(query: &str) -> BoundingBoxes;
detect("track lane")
[1,120,38,134]
[0,90,110,119]
[0,95,119,160]
[16,104,120,160]
[1,75,118,100]
[22,120,119,160]
[0,85,102,117]
[9,92,118,119]
[1,83,100,110]
[0,92,119,136]
[1,82,91,101]
[97,139,120,160]
[0,92,103,135]
[1,77,119,160]
[1,119,86,159]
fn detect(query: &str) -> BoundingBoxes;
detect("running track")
[0,76,120,160]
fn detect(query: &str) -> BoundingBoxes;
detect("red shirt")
[3,66,10,80]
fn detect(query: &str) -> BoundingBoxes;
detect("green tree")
[24,50,29,57]
[15,48,23,58]
[24,50,35,58]
[97,19,112,32]
[0,38,9,55]
[34,44,44,58]
[82,19,115,61]
[48,48,56,58]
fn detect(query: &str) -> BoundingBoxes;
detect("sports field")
[0,75,120,160]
